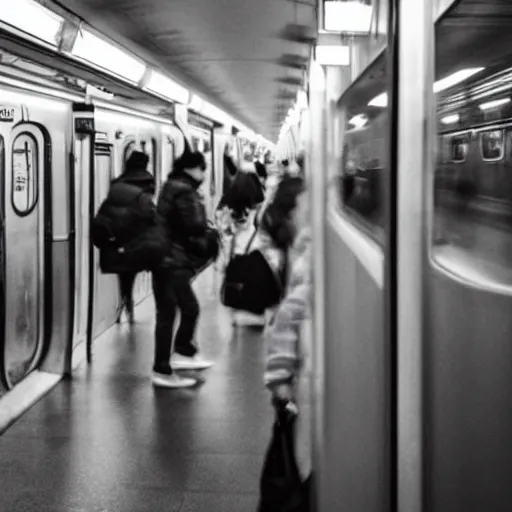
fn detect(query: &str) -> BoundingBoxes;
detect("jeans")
[152,269,199,374]
[118,272,137,315]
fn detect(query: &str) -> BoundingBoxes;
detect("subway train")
[275,0,512,510]
[0,48,265,398]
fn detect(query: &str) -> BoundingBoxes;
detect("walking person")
[91,150,156,324]
[151,148,219,388]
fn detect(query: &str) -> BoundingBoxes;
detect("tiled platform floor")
[0,269,275,511]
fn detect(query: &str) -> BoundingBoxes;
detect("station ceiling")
[53,0,317,141]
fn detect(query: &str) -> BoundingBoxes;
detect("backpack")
[221,230,287,315]
[91,184,167,274]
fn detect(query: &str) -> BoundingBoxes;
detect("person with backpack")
[151,148,219,388]
[92,150,157,324]
[221,175,306,327]
[253,175,306,305]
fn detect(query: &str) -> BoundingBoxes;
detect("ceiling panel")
[53,0,317,140]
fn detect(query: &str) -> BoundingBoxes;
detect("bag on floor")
[221,231,285,315]
[258,403,310,512]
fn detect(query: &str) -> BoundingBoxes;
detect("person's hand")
[272,383,293,402]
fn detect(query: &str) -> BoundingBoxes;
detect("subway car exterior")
[0,17,270,428]
[279,0,512,511]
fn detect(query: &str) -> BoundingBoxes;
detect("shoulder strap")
[279,249,289,295]
[244,226,258,253]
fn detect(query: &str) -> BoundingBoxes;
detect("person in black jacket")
[151,149,215,388]
[98,151,156,324]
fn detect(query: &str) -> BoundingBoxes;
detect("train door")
[91,133,117,338]
[0,120,51,389]
[72,114,93,362]
[190,126,215,218]
[160,132,175,198]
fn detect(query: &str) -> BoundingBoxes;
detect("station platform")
[0,269,275,511]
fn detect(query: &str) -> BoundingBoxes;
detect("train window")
[333,54,388,245]
[11,133,38,216]
[433,6,512,289]
[192,137,200,152]
[481,130,504,161]
[451,135,469,163]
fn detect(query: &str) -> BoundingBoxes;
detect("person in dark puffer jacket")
[98,151,156,324]
[151,149,216,389]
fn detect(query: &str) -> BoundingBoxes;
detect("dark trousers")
[152,269,199,374]
[118,272,137,314]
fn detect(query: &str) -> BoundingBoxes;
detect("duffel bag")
[221,249,284,315]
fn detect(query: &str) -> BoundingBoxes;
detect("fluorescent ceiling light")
[441,113,460,125]
[479,98,511,111]
[433,68,484,93]
[296,90,308,109]
[324,1,373,34]
[72,29,146,83]
[202,101,227,122]
[316,45,350,66]
[189,94,204,111]
[0,0,63,46]
[348,114,369,128]
[368,67,486,108]
[369,92,388,108]
[145,71,189,104]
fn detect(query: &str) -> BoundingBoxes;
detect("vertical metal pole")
[396,0,434,511]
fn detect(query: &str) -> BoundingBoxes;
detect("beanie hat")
[125,151,149,172]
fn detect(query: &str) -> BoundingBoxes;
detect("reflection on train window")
[334,56,388,245]
[192,137,200,152]
[12,133,38,216]
[481,130,504,161]
[433,5,512,289]
[451,135,469,162]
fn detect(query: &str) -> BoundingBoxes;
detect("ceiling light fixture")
[315,45,350,66]
[145,70,190,104]
[0,0,63,46]
[348,113,369,128]
[440,113,460,125]
[368,67,487,108]
[433,68,485,93]
[479,98,511,111]
[72,28,146,84]
[189,94,204,112]
[296,89,308,110]
[323,1,373,34]
[369,92,388,108]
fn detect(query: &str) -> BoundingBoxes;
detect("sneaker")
[171,353,214,371]
[152,372,197,388]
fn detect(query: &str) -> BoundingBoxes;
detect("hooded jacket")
[93,163,159,273]
[156,172,211,276]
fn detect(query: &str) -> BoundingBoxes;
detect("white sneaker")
[152,372,197,388]
[171,353,214,371]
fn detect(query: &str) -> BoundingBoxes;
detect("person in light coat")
[263,181,312,475]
